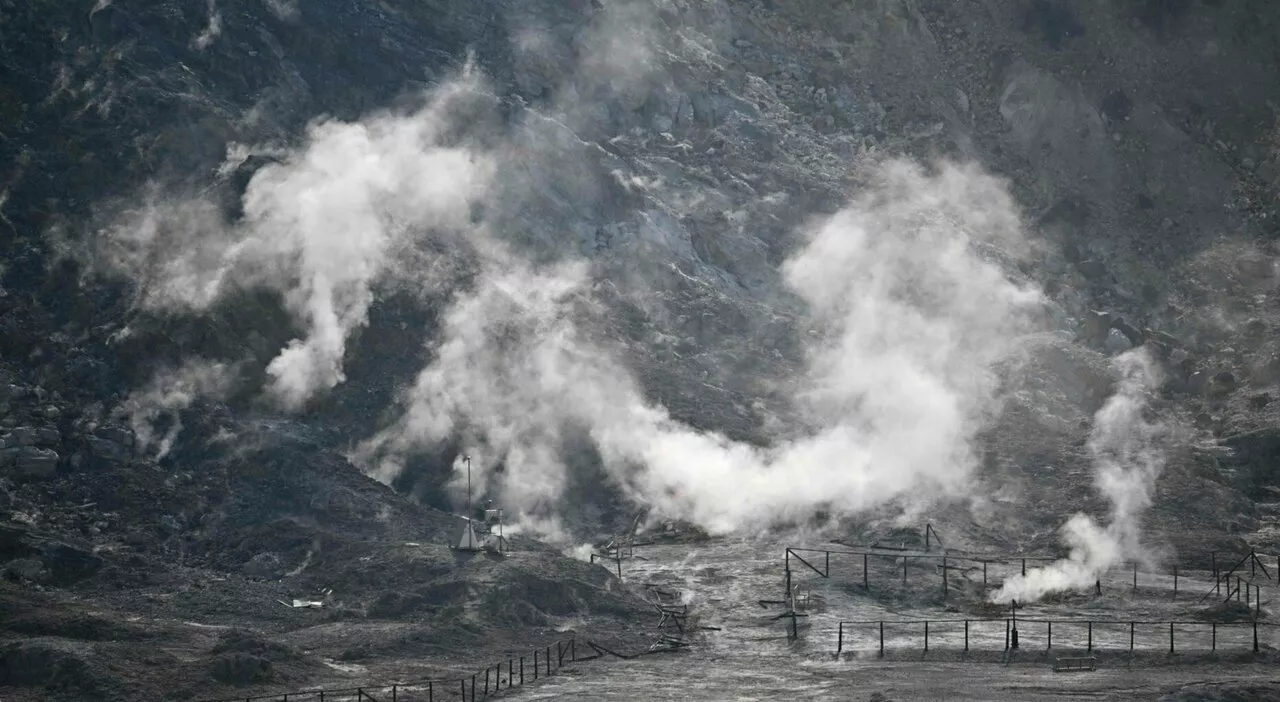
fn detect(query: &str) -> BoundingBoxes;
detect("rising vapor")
[358,160,1044,535]
[992,348,1166,603]
[98,2,1050,537]
[100,70,494,410]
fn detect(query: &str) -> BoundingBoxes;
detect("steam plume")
[992,348,1165,603]
[359,160,1044,534]
[101,72,493,409]
[119,359,236,460]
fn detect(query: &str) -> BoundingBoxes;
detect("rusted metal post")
[837,622,844,655]
[520,656,524,685]
[471,675,476,702]
[1170,622,1175,654]
[533,651,539,680]
[1130,621,1135,651]
[459,679,465,701]
[1087,621,1093,652]
[428,680,433,702]
[393,684,398,702]
[1047,620,1052,650]
[1212,621,1216,651]
[1005,619,1010,650]
[879,621,885,657]
[964,620,969,651]
[924,620,929,652]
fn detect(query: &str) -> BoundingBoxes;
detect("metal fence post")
[983,561,988,589]
[1087,621,1093,652]
[428,680,433,702]
[879,621,885,657]
[1170,622,1174,654]
[1047,620,1052,650]
[837,622,844,655]
[924,620,929,652]
[1004,619,1010,650]
[485,667,490,694]
[1130,621,1134,652]
[520,657,524,685]
[964,620,969,652]
[1022,558,1026,576]
[1254,621,1260,653]
[460,679,465,700]
[471,675,476,702]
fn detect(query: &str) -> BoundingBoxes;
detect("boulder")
[2,447,59,479]
[1104,328,1132,355]
[1076,259,1110,281]
[86,436,132,463]
[210,652,274,686]
[0,427,38,448]
[1110,318,1144,348]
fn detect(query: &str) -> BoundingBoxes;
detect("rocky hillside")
[3,0,1280,698]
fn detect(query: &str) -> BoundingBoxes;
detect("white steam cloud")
[992,349,1165,603]
[100,4,1051,537]
[358,161,1044,535]
[101,72,493,410]
[119,359,236,460]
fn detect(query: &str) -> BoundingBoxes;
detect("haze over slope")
[2,0,1280,599]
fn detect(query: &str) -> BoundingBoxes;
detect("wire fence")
[833,618,1275,656]
[196,638,579,702]
[782,536,1280,605]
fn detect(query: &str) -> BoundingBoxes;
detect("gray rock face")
[2,446,58,479]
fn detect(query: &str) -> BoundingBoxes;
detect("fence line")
[833,618,1274,656]
[196,638,579,702]
[782,534,1280,605]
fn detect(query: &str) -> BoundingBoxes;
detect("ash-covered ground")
[4,0,1280,700]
